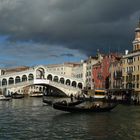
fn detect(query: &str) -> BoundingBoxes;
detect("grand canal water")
[0,97,140,140]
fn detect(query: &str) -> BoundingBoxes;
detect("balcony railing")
[127,70,133,74]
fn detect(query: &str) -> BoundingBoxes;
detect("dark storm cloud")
[60,53,74,57]
[0,0,140,56]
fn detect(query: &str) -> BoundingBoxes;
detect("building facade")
[85,54,103,89]
[109,57,122,89]
[46,62,80,77]
[92,54,119,89]
[122,21,140,97]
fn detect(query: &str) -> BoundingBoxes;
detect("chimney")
[125,50,129,55]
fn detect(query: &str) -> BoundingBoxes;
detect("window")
[89,71,91,76]
[123,60,125,64]
[122,76,124,82]
[126,76,128,82]
[133,75,135,81]
[137,75,139,81]
[134,57,135,62]
[134,66,135,71]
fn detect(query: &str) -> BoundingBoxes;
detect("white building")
[72,60,87,87]
[46,62,80,77]
[72,54,103,89]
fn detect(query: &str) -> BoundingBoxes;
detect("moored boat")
[11,92,24,99]
[0,95,11,101]
[43,98,53,105]
[30,92,43,97]
[53,102,117,113]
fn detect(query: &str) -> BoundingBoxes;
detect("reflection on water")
[0,97,140,140]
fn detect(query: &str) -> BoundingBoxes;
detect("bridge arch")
[53,76,59,82]
[60,77,65,84]
[36,67,45,79]
[72,81,77,87]
[22,75,27,82]
[47,74,53,81]
[28,73,34,81]
[2,78,7,86]
[15,76,21,83]
[9,77,14,85]
[78,82,83,89]
[66,79,71,86]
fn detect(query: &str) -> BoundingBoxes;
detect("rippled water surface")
[0,97,140,140]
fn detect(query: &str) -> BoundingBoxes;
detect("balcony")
[127,57,133,65]
[114,71,122,80]
[127,70,133,75]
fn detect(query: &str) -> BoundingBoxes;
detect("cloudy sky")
[0,0,140,68]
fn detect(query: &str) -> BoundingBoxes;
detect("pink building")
[92,54,119,89]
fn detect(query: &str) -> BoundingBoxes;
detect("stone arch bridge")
[0,65,83,96]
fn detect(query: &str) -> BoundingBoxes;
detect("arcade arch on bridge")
[47,74,53,81]
[53,76,59,82]
[66,79,71,86]
[2,78,7,86]
[15,76,21,83]
[9,77,14,85]
[36,67,45,79]
[60,77,65,84]
[28,73,34,81]
[72,81,77,87]
[22,75,27,82]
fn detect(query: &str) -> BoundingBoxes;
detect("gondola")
[43,98,53,105]
[53,102,118,113]
[43,98,84,106]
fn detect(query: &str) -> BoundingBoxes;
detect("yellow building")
[122,21,140,97]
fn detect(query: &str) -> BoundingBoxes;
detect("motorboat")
[0,95,11,101]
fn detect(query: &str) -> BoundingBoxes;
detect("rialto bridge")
[0,65,84,96]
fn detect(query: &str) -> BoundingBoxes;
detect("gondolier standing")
[70,94,73,102]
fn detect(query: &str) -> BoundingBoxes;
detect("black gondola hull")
[53,102,117,113]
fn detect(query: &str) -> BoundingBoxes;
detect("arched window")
[53,76,59,82]
[66,79,71,85]
[28,73,34,81]
[15,76,21,83]
[22,75,27,82]
[9,77,14,85]
[60,77,65,84]
[72,81,77,87]
[2,79,7,86]
[47,74,52,81]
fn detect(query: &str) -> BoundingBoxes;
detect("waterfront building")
[92,54,119,89]
[109,57,122,89]
[122,21,140,97]
[0,66,30,75]
[72,60,86,87]
[46,62,80,77]
[85,54,103,89]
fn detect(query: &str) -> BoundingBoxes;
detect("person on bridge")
[70,94,73,102]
